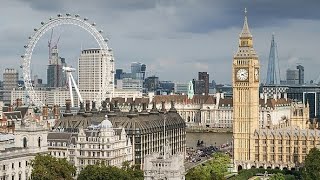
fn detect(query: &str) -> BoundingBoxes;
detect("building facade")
[48,114,133,175]
[53,100,186,169]
[0,109,48,180]
[198,72,209,96]
[47,46,66,88]
[3,68,18,105]
[286,69,299,85]
[144,140,185,180]
[78,48,115,106]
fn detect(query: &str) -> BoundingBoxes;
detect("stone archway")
[291,168,296,171]
[251,166,256,169]
[238,165,243,171]
[259,166,263,169]
[267,166,272,169]
[275,167,280,170]
[283,167,288,171]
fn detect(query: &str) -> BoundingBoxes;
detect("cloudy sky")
[1,0,320,84]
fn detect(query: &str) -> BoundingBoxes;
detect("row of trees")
[186,152,231,180]
[30,154,143,180]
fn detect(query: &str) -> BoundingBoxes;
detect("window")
[12,163,14,169]
[23,137,27,148]
[38,137,41,147]
[19,162,21,168]
[3,165,5,170]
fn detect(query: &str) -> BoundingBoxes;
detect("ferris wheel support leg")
[68,74,74,107]
[70,73,83,103]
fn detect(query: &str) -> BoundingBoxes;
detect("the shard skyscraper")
[266,34,281,85]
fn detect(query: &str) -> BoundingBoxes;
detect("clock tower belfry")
[232,9,260,170]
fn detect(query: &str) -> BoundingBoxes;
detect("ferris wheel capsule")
[75,14,80,18]
[66,13,71,16]
[28,36,32,39]
[99,30,103,33]
[92,22,96,26]
[41,22,45,25]
[84,17,88,21]
[34,28,38,31]
[57,14,62,17]
[49,17,53,20]
[21,55,25,58]
[24,45,28,48]
[104,38,109,42]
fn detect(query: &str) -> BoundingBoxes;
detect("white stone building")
[108,93,293,129]
[78,48,115,106]
[11,88,77,107]
[48,115,133,175]
[0,112,48,180]
[144,140,185,180]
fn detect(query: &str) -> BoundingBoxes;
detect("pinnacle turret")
[240,8,252,38]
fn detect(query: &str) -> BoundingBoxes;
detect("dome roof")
[100,115,113,129]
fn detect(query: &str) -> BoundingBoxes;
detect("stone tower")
[232,9,260,170]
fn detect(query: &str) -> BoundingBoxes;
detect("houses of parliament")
[232,10,320,171]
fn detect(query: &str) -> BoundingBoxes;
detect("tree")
[186,152,231,180]
[31,154,76,180]
[77,162,143,180]
[269,173,285,180]
[302,147,320,180]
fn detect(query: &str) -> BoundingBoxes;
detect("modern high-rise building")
[144,76,159,92]
[115,69,123,80]
[232,10,260,166]
[266,34,281,85]
[286,69,299,85]
[47,47,67,88]
[198,72,209,95]
[131,62,146,80]
[78,48,115,105]
[3,68,19,105]
[192,79,206,95]
[296,65,304,85]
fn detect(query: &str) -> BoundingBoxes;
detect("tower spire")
[266,33,281,85]
[240,8,252,38]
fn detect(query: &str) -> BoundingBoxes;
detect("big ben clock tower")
[232,9,260,170]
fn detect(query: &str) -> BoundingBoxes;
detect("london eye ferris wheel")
[21,13,114,108]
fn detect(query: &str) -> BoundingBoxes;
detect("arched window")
[38,137,41,147]
[23,137,27,148]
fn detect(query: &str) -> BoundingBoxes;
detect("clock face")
[255,68,259,81]
[236,69,248,81]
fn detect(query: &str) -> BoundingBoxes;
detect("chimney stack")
[150,101,159,114]
[140,102,149,116]
[65,99,71,113]
[42,105,48,119]
[160,101,166,113]
[63,99,73,117]
[91,101,98,113]
[101,100,108,113]
[78,102,85,114]
[53,105,59,119]
[113,100,120,112]
[85,100,90,112]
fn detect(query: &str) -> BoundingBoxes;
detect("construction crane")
[48,29,61,62]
